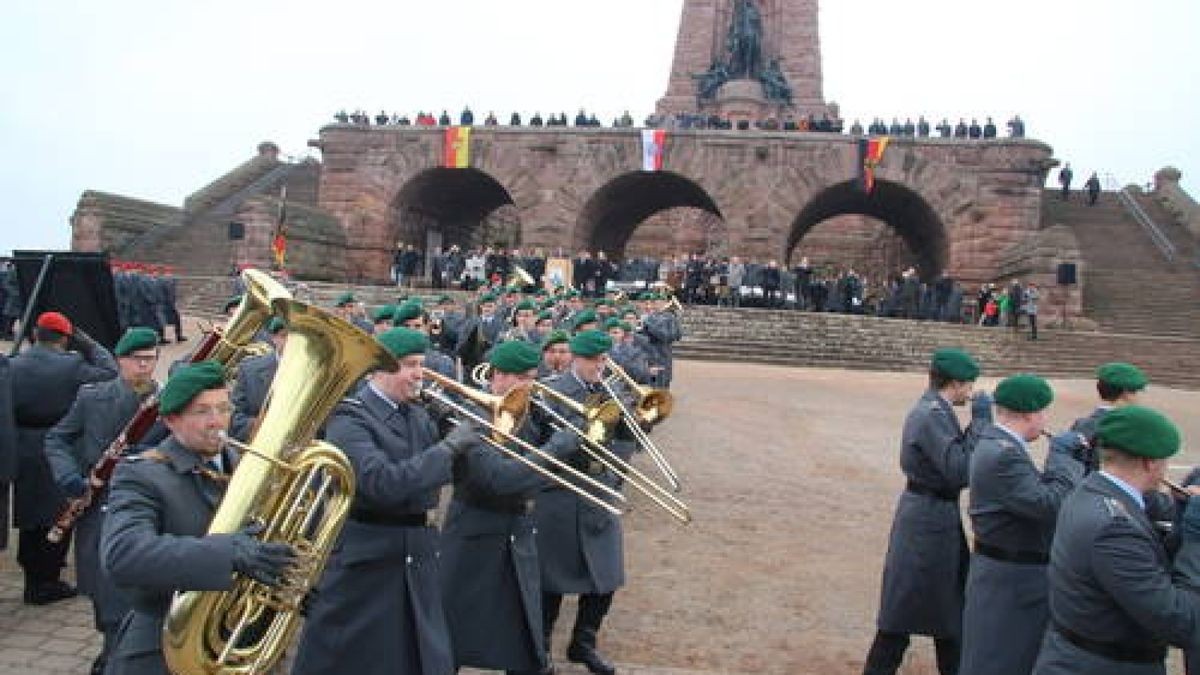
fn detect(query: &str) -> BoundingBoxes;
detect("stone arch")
[785,178,949,279]
[390,168,520,250]
[576,170,725,257]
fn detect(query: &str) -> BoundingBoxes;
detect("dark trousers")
[542,591,614,643]
[18,526,70,583]
[1028,313,1038,339]
[863,630,960,675]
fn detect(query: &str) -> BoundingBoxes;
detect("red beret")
[36,311,73,335]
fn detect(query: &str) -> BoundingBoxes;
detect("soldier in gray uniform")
[864,348,991,675]
[536,330,631,675]
[228,317,286,442]
[1070,362,1148,471]
[959,374,1088,675]
[640,295,681,389]
[392,300,458,382]
[43,327,160,675]
[1,260,22,339]
[159,267,186,343]
[1033,406,1200,674]
[133,269,165,343]
[293,328,479,675]
[11,311,118,604]
[440,341,581,675]
[538,330,572,380]
[100,361,294,675]
[0,354,17,549]
[605,318,654,384]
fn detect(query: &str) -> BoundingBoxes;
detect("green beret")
[515,299,537,312]
[595,299,612,307]
[620,306,638,317]
[536,310,555,322]
[334,291,356,307]
[535,289,549,297]
[565,290,581,299]
[376,327,430,358]
[541,330,570,350]
[489,341,542,374]
[1097,362,1148,392]
[1097,405,1181,459]
[266,317,286,334]
[541,299,557,310]
[931,348,980,382]
[159,361,226,415]
[223,295,243,313]
[993,374,1054,413]
[602,317,622,330]
[479,293,498,305]
[569,329,613,357]
[114,327,159,356]
[372,305,397,322]
[393,301,424,324]
[435,295,453,305]
[571,309,598,330]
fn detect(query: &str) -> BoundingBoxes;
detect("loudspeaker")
[228,222,245,240]
[1056,262,1077,285]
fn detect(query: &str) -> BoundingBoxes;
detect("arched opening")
[390,168,520,253]
[785,179,948,281]
[577,171,725,259]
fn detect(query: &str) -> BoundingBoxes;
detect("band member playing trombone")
[440,341,584,675]
[537,330,630,675]
[293,328,481,675]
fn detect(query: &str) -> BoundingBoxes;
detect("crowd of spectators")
[392,245,970,324]
[332,108,1027,138]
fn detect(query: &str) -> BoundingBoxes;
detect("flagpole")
[273,184,288,273]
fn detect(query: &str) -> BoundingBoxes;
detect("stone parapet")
[69,190,184,254]
[1152,167,1200,239]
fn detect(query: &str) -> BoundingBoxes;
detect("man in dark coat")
[1032,406,1200,674]
[440,341,581,674]
[1,260,21,339]
[864,349,991,675]
[160,267,185,342]
[536,330,631,675]
[228,318,286,441]
[44,327,160,675]
[293,328,478,675]
[0,354,17,549]
[959,375,1087,675]
[10,311,118,604]
[100,361,294,675]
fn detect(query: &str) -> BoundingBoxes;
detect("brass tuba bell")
[162,297,397,675]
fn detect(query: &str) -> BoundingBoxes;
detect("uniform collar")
[1098,471,1146,510]
[993,422,1030,453]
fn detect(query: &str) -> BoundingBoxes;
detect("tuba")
[162,297,397,674]
[204,270,292,375]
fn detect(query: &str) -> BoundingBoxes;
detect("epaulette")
[126,449,170,464]
[540,373,562,383]
[340,397,365,407]
[1102,496,1130,520]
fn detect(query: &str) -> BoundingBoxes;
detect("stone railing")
[1152,167,1200,247]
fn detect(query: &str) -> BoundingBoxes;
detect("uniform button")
[406,555,413,565]
[510,535,516,543]
[532,527,538,534]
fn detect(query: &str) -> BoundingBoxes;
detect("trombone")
[529,381,692,524]
[599,358,682,492]
[420,368,625,515]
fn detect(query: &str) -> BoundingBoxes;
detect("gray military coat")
[100,437,240,675]
[229,352,277,441]
[960,425,1084,675]
[44,377,155,629]
[1033,472,1200,674]
[534,371,631,595]
[292,385,455,675]
[440,401,575,672]
[10,341,117,527]
[641,311,682,387]
[0,355,16,548]
[875,389,988,638]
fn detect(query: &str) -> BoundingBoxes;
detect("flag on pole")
[857,136,890,194]
[272,185,288,269]
[642,129,666,171]
[443,126,471,168]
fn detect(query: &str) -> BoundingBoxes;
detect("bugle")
[421,368,625,515]
[530,382,691,524]
[597,361,682,492]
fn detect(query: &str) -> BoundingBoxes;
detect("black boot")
[24,579,78,605]
[567,627,615,675]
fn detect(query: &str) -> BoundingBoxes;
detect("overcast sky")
[2,0,1197,255]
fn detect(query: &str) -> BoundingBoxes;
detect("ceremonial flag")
[642,129,666,171]
[272,186,288,269]
[857,136,890,194]
[444,126,471,168]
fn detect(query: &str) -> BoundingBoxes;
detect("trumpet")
[421,368,625,515]
[530,381,691,523]
[598,359,682,492]
[506,265,535,291]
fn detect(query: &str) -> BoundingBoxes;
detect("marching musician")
[44,327,160,674]
[570,308,600,334]
[604,318,654,385]
[392,300,458,382]
[11,311,117,605]
[1032,406,1200,674]
[533,309,556,337]
[958,374,1087,674]
[536,330,630,675]
[228,317,287,442]
[101,361,295,675]
[441,341,582,675]
[539,330,572,379]
[1069,362,1148,471]
[292,328,481,675]
[864,348,991,675]
[370,303,397,333]
[501,299,541,345]
[640,294,682,389]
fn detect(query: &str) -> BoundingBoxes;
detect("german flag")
[858,136,890,194]
[443,126,471,168]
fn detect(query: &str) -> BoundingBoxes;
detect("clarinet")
[46,328,224,543]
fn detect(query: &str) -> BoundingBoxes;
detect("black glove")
[442,422,481,456]
[230,525,295,588]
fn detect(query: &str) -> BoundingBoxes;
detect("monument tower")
[656,0,832,123]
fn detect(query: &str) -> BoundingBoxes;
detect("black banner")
[12,250,121,350]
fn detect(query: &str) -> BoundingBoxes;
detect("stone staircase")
[1042,190,1200,338]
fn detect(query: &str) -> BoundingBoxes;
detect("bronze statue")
[759,59,793,104]
[693,60,730,100]
[726,0,764,78]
